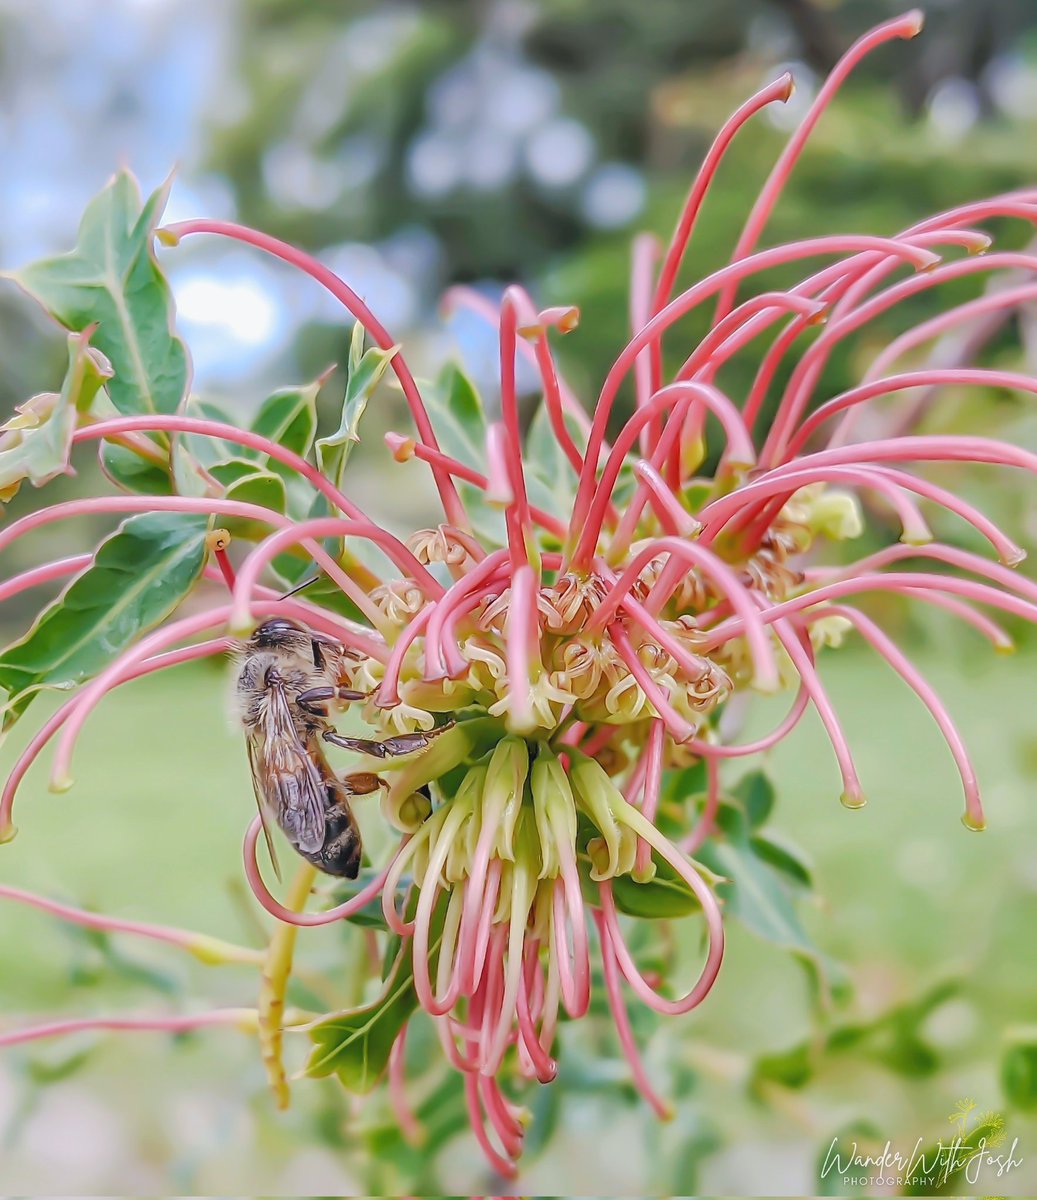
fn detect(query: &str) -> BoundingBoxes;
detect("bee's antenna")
[279,576,321,600]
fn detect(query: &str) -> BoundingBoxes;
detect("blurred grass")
[2,629,1037,1191]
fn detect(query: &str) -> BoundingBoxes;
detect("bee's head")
[247,617,343,669]
[249,617,308,649]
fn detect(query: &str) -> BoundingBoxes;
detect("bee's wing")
[259,681,327,856]
[246,732,283,882]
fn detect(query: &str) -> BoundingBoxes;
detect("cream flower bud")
[482,736,530,862]
[803,487,864,541]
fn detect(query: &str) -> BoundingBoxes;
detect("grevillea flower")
[3,9,1037,1176]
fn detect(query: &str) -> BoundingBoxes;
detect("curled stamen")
[632,461,702,537]
[0,638,228,840]
[515,941,557,1083]
[823,606,983,830]
[633,720,665,878]
[464,1073,518,1178]
[0,1009,273,1050]
[228,515,442,633]
[589,537,779,691]
[713,9,924,320]
[599,804,724,1015]
[48,599,376,793]
[550,843,591,1018]
[388,1024,424,1146]
[681,754,721,854]
[412,799,471,1015]
[594,910,673,1120]
[504,565,541,734]
[609,623,695,743]
[244,816,403,927]
[0,884,262,966]
[162,218,466,527]
[630,232,661,451]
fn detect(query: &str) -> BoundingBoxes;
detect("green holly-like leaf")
[0,331,113,503]
[306,990,412,1095]
[749,831,814,891]
[0,511,209,731]
[305,887,451,1094]
[248,379,321,463]
[8,170,189,416]
[575,815,705,919]
[610,857,706,919]
[696,800,844,998]
[305,933,419,1093]
[425,359,485,467]
[23,1043,100,1086]
[733,769,776,828]
[362,1067,471,1189]
[170,396,237,497]
[754,1041,815,1090]
[331,869,403,930]
[901,1111,1007,1195]
[1002,1030,1037,1111]
[315,323,396,490]
[98,440,173,496]
[754,979,959,1097]
[209,458,288,515]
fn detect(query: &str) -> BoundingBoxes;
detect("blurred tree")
[198,0,1037,401]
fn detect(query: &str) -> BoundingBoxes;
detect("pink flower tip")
[0,821,17,845]
[1002,546,1027,568]
[839,790,868,811]
[155,226,180,247]
[385,431,416,462]
[543,304,581,333]
[485,424,516,507]
[961,810,987,832]
[915,249,943,273]
[49,772,74,795]
[751,663,781,696]
[517,305,581,339]
[777,70,795,103]
[899,530,934,548]
[228,611,257,638]
[901,8,925,36]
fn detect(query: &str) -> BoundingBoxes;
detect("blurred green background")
[3,0,1037,1193]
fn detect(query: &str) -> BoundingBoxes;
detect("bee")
[236,616,448,878]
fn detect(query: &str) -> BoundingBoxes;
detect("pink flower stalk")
[4,9,1037,1176]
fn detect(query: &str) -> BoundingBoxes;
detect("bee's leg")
[296,685,369,717]
[330,771,387,797]
[322,720,455,759]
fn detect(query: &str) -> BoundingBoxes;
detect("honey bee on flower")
[2,7,1037,1180]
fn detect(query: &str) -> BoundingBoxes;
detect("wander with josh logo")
[820,1097,1023,1191]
